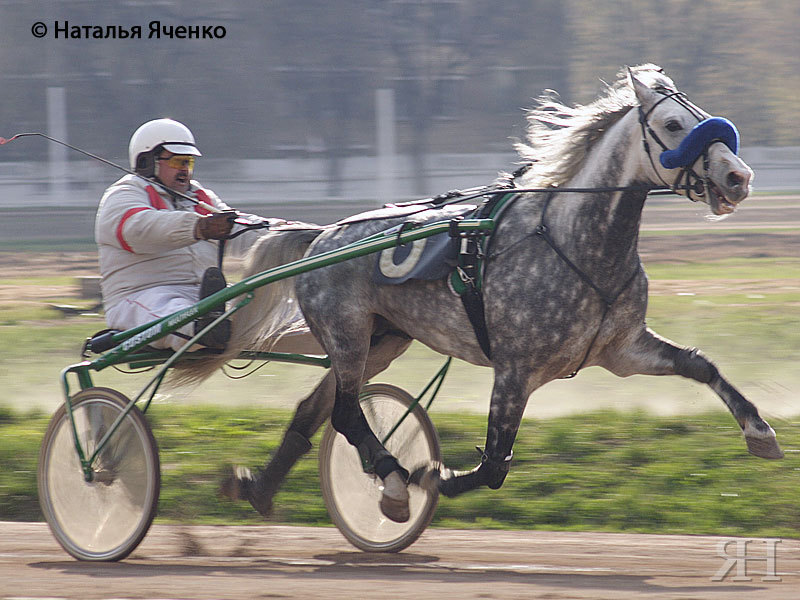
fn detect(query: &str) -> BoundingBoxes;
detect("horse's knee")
[674,347,718,384]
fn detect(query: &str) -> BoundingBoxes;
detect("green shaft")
[95,218,494,365]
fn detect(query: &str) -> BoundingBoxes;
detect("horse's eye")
[665,120,683,132]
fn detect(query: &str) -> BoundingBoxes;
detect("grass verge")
[2,405,798,538]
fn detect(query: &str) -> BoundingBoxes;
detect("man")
[95,118,334,518]
[95,118,252,350]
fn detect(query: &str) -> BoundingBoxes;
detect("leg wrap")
[221,430,312,518]
[357,436,409,481]
[331,397,370,447]
[261,430,312,482]
[439,451,513,497]
[674,347,718,384]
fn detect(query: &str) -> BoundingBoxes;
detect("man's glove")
[195,212,235,240]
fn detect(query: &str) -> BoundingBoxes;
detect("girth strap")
[447,191,526,361]
[449,218,492,360]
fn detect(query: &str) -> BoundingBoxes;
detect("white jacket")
[95,174,256,311]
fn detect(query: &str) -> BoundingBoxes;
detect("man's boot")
[195,266,231,348]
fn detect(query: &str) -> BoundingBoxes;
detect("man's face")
[156,151,195,193]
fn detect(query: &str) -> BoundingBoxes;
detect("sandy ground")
[1,522,798,600]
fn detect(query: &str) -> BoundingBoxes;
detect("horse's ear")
[628,67,656,109]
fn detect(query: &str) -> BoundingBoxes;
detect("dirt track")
[1,522,798,599]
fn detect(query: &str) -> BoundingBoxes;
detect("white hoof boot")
[744,421,784,459]
[379,471,410,523]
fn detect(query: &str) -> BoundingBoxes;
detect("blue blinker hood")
[659,117,740,169]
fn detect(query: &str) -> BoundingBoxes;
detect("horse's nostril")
[727,171,745,188]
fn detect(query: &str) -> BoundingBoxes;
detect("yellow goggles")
[158,155,195,170]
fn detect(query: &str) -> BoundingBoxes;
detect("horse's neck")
[520,116,648,274]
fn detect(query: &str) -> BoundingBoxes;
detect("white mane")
[515,64,675,187]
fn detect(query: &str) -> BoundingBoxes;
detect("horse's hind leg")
[326,332,414,523]
[220,370,333,516]
[603,328,783,459]
[222,332,412,517]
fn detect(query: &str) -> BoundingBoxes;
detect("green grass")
[2,406,798,538]
[645,257,800,280]
[2,254,800,417]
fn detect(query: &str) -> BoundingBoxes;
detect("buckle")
[448,216,465,238]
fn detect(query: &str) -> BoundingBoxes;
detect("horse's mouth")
[708,181,738,215]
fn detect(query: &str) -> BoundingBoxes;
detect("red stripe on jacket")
[194,189,214,215]
[145,185,168,209]
[116,207,150,253]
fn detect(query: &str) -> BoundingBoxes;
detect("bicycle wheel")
[37,387,160,561]
[319,383,440,552]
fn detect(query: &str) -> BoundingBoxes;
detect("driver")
[95,118,255,350]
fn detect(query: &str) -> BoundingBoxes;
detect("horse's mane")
[515,64,675,187]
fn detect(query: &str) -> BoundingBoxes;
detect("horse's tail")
[169,226,324,386]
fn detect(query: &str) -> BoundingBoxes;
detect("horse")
[209,63,782,522]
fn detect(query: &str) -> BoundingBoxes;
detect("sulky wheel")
[319,383,440,552]
[37,387,160,561]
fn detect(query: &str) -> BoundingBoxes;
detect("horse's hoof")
[380,495,410,523]
[408,464,440,494]
[219,465,276,517]
[219,465,253,500]
[380,471,410,523]
[745,435,784,459]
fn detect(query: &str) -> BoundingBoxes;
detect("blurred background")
[1,0,799,224]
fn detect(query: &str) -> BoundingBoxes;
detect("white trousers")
[105,285,199,350]
[105,285,325,354]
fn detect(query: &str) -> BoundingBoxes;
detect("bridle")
[637,86,717,203]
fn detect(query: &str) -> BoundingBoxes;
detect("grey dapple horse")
[213,64,781,522]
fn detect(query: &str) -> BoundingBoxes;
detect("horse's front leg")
[439,368,528,497]
[603,327,783,459]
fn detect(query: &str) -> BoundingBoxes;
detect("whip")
[0,132,222,213]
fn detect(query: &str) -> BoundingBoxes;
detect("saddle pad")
[337,203,436,226]
[372,205,477,285]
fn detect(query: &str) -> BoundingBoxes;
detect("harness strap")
[460,282,492,360]
[449,221,492,360]
[535,191,640,378]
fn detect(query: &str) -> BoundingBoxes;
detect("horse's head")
[629,65,753,216]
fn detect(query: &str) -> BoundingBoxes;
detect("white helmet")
[128,118,202,171]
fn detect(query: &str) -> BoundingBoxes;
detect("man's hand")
[195,212,234,240]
